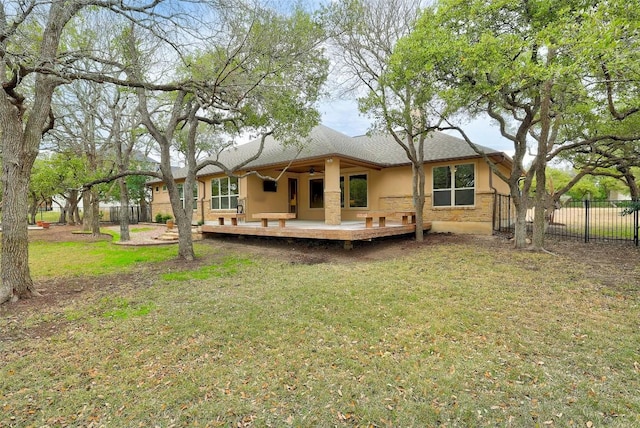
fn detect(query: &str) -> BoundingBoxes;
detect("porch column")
[324,157,341,225]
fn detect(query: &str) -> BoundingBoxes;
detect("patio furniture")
[217,213,246,226]
[252,212,296,227]
[356,211,394,228]
[395,211,417,225]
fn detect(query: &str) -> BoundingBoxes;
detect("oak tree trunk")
[510,182,529,249]
[0,121,39,303]
[412,162,426,242]
[118,178,131,242]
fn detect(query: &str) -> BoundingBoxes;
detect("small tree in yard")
[28,158,59,224]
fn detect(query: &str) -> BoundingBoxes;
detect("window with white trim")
[211,176,239,210]
[178,183,198,210]
[433,163,475,207]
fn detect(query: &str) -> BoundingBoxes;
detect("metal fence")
[103,205,151,224]
[493,194,640,246]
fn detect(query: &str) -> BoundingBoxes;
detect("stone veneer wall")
[379,192,496,232]
[324,190,342,225]
[379,195,414,211]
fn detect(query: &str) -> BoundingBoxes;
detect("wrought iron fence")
[493,194,639,246]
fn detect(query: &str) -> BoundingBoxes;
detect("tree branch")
[81,170,161,191]
[601,62,640,120]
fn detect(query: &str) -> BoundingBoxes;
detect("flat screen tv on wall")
[263,180,277,192]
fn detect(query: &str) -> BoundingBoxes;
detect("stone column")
[324,158,341,225]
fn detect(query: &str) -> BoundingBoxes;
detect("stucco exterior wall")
[242,172,290,217]
[296,173,324,221]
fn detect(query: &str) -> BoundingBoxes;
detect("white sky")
[319,98,516,156]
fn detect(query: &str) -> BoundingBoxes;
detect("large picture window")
[348,174,368,208]
[211,176,239,210]
[433,163,475,207]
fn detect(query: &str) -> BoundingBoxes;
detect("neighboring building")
[608,190,631,201]
[149,125,512,235]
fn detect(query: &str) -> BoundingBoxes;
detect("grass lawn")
[27,239,180,279]
[1,236,639,427]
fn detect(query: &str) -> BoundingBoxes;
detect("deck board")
[201,220,431,242]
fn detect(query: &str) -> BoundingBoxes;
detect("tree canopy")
[390,0,640,248]
[0,0,328,303]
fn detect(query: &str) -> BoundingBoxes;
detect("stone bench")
[356,211,394,228]
[395,211,417,225]
[216,213,246,226]
[252,212,296,228]
[356,211,417,228]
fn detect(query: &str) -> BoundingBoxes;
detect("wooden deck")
[201,219,432,248]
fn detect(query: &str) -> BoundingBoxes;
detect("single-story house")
[149,124,512,234]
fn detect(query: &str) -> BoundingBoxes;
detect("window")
[348,174,368,208]
[211,176,239,210]
[309,178,324,208]
[178,184,198,210]
[433,163,475,207]
[340,176,345,208]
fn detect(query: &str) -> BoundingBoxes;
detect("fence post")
[507,195,512,233]
[634,200,639,247]
[494,194,500,231]
[584,199,590,243]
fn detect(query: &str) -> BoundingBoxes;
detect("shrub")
[155,213,173,224]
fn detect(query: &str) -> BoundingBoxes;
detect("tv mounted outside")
[263,180,277,192]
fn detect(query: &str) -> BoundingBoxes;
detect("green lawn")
[1,238,639,427]
[30,210,62,223]
[27,239,181,279]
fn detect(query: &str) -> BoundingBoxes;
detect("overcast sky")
[319,98,516,156]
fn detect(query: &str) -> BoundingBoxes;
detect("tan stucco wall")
[243,171,290,217]
[297,173,325,221]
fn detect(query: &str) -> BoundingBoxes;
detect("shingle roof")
[170,124,504,179]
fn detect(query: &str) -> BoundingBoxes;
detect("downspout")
[147,183,154,224]
[198,179,206,225]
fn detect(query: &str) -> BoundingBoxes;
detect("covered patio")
[201,219,432,249]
